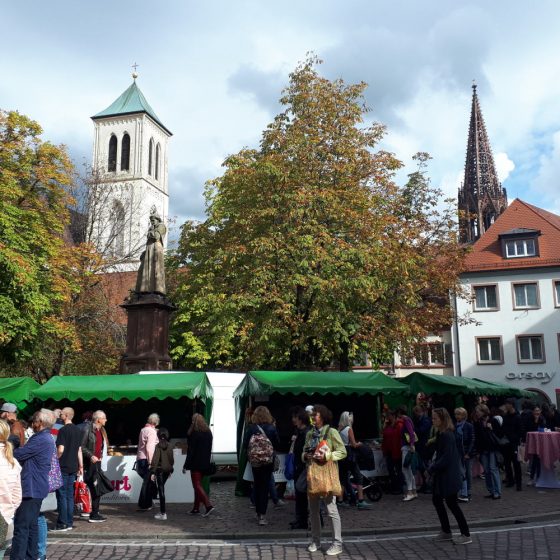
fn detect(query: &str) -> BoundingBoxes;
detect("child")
[150,428,174,520]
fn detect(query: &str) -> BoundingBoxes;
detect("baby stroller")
[350,444,383,502]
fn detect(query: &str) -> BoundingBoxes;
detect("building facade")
[90,76,172,270]
[453,199,560,403]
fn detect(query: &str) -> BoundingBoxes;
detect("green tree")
[169,58,465,371]
[0,110,80,372]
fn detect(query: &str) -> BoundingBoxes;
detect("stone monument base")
[119,293,175,374]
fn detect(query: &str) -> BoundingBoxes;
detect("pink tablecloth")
[525,432,560,470]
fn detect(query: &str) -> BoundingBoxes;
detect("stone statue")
[135,211,166,295]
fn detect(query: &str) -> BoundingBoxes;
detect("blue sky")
[3,1,560,240]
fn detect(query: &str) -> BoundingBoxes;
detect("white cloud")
[494,152,515,183]
[530,130,560,213]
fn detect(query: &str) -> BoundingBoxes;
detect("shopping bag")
[284,452,295,481]
[307,460,342,498]
[74,478,91,514]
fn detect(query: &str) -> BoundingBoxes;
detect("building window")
[155,143,160,180]
[121,133,130,171]
[108,135,117,172]
[476,337,503,364]
[505,238,536,258]
[554,280,560,308]
[516,335,545,363]
[512,282,540,309]
[473,285,498,311]
[402,343,449,366]
[148,138,154,176]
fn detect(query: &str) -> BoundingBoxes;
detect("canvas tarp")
[0,377,40,409]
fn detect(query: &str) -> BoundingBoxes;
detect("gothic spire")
[458,83,508,243]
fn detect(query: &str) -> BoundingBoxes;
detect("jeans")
[10,497,42,560]
[530,456,541,481]
[385,455,403,493]
[136,458,149,479]
[308,493,342,545]
[37,513,47,559]
[480,451,501,497]
[252,464,273,515]
[432,494,470,536]
[460,457,472,497]
[401,445,416,492]
[56,472,77,527]
[191,471,212,511]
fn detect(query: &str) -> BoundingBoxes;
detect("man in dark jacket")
[81,410,109,523]
[289,408,311,529]
[502,399,522,490]
[11,409,55,560]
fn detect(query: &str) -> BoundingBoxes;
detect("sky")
[3,1,560,243]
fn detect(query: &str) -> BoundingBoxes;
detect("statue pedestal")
[119,293,175,374]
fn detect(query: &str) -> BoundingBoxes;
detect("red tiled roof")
[463,198,560,272]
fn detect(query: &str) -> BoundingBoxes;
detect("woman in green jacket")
[303,404,347,557]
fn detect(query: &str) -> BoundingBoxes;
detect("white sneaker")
[326,543,343,556]
[154,513,167,520]
[307,542,320,553]
[403,493,417,502]
[526,479,535,486]
[274,499,286,507]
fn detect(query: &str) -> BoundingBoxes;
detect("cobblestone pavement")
[30,522,560,560]
[38,477,560,540]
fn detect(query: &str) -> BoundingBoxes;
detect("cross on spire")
[132,62,139,80]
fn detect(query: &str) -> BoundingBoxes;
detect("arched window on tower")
[155,143,161,180]
[108,135,118,172]
[148,138,154,176]
[121,133,130,171]
[108,200,126,258]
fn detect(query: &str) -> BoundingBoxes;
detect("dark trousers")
[502,444,522,488]
[10,497,42,560]
[86,462,102,515]
[432,493,470,536]
[386,455,403,492]
[154,471,170,514]
[294,468,308,525]
[252,464,274,515]
[56,472,77,527]
[191,471,211,511]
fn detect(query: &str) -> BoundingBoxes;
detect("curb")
[50,510,560,541]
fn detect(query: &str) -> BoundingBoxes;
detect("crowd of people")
[1,396,558,558]
[0,403,215,560]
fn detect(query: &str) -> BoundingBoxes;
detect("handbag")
[285,452,296,481]
[489,431,509,448]
[92,468,114,498]
[48,447,63,492]
[74,477,92,514]
[40,492,58,513]
[307,460,342,498]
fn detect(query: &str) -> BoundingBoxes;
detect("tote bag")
[307,460,342,498]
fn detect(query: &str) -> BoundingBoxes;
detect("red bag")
[74,478,92,514]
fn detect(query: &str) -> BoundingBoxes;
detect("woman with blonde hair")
[429,408,471,545]
[0,419,22,545]
[243,405,279,526]
[183,413,214,517]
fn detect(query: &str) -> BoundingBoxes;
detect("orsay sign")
[506,371,556,385]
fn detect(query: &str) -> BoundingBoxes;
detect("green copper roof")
[92,81,171,135]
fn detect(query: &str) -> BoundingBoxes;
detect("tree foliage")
[170,58,466,371]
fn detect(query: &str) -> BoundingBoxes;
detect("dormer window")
[499,229,540,259]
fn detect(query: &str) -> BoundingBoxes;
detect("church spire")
[458,83,508,243]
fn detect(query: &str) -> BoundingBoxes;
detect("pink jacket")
[137,424,159,462]
[0,444,22,523]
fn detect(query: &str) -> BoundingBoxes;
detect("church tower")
[90,72,172,270]
[458,84,507,244]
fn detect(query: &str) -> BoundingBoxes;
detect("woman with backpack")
[183,414,214,517]
[243,406,279,526]
[150,427,174,521]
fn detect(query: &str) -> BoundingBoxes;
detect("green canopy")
[0,377,40,409]
[472,378,534,399]
[398,371,529,397]
[234,370,410,399]
[32,372,212,406]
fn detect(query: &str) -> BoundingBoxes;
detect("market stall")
[0,377,40,410]
[31,372,213,504]
[233,370,411,494]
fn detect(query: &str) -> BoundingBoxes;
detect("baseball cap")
[0,402,17,413]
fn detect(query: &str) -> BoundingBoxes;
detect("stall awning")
[472,378,534,399]
[31,372,213,403]
[398,372,531,397]
[0,377,40,408]
[233,370,410,398]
